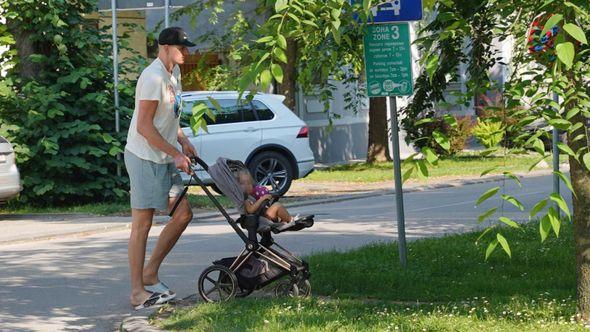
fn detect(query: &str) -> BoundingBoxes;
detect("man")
[124,27,197,310]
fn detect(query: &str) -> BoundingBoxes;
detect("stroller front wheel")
[297,279,312,297]
[198,265,238,303]
[274,280,299,298]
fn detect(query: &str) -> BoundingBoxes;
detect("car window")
[181,98,265,127]
[252,100,275,121]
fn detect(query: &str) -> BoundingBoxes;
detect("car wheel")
[248,151,293,197]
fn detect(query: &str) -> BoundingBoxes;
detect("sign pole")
[388,96,408,267]
[164,0,170,28]
[111,0,121,177]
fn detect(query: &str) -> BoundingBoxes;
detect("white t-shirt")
[126,58,182,164]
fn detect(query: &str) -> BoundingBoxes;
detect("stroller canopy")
[208,157,248,214]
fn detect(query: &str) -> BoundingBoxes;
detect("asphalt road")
[0,174,568,331]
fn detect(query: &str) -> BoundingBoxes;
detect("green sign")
[363,23,413,97]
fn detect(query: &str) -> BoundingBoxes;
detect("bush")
[425,116,474,156]
[0,1,141,206]
[472,119,505,149]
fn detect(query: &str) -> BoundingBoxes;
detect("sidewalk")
[0,167,563,246]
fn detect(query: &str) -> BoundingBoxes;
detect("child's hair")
[236,169,253,184]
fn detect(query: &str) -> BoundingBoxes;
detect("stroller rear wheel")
[198,265,238,303]
[274,279,299,297]
[297,279,311,297]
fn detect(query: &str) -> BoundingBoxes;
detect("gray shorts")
[124,149,184,211]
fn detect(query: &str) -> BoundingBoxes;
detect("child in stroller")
[170,157,314,302]
[236,169,302,226]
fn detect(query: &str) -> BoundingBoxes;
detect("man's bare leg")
[143,197,193,285]
[129,208,155,306]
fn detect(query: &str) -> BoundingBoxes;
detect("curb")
[120,310,162,332]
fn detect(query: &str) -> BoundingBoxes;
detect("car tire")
[248,151,293,197]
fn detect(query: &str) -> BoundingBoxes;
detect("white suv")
[0,136,21,203]
[180,91,315,196]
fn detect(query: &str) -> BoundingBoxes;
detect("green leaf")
[530,199,548,219]
[480,166,498,177]
[260,69,272,91]
[402,167,414,183]
[499,216,520,229]
[496,233,511,258]
[549,193,571,218]
[501,195,524,211]
[485,239,498,260]
[541,14,563,37]
[421,147,438,166]
[476,186,500,206]
[433,130,450,152]
[548,207,561,237]
[416,160,429,178]
[108,146,123,156]
[557,143,576,158]
[503,172,522,187]
[540,215,552,242]
[583,153,590,172]
[478,207,497,224]
[443,114,457,128]
[277,34,287,49]
[273,47,288,64]
[256,36,274,44]
[415,118,435,126]
[554,171,577,199]
[425,54,439,83]
[556,42,575,69]
[548,118,571,130]
[476,227,493,244]
[271,63,284,83]
[275,0,288,12]
[563,23,588,44]
[532,139,545,155]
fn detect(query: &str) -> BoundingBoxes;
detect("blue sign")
[352,0,423,23]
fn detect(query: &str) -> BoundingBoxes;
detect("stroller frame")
[170,157,312,302]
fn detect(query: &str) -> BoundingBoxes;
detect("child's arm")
[244,195,272,214]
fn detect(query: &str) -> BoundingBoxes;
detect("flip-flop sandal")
[145,281,176,300]
[133,292,169,311]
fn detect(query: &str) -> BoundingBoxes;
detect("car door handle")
[244,127,259,132]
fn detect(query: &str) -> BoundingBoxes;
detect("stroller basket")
[171,157,314,302]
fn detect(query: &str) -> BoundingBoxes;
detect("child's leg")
[264,203,292,223]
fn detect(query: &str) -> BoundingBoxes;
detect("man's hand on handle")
[174,152,192,174]
[180,139,198,159]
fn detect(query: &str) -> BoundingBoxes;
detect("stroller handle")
[191,156,209,171]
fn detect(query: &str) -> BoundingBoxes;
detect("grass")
[0,193,234,216]
[156,222,583,331]
[304,154,568,183]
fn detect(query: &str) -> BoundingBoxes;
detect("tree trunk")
[277,39,298,112]
[367,97,392,163]
[570,112,590,321]
[6,19,48,80]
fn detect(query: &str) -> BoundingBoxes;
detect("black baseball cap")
[158,27,196,47]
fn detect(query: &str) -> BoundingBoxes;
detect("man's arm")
[177,126,198,158]
[137,100,191,172]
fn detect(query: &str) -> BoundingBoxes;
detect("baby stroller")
[170,156,314,302]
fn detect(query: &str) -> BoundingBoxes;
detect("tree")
[0,0,140,205]
[405,0,590,320]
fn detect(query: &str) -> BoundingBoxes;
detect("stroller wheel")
[198,265,238,303]
[297,279,312,297]
[274,280,299,298]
